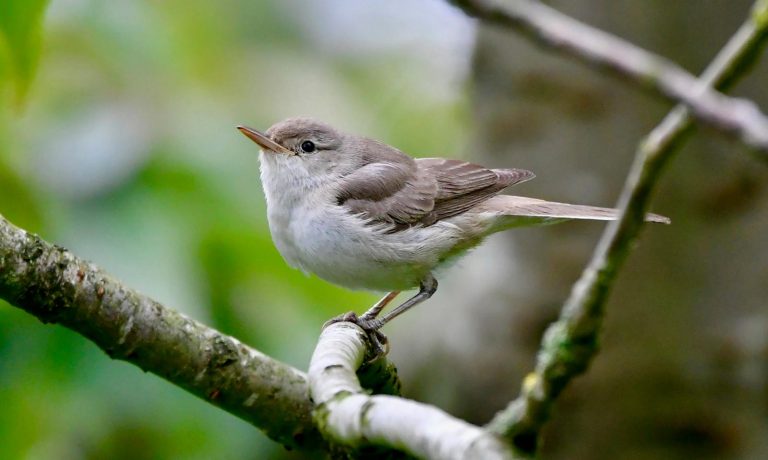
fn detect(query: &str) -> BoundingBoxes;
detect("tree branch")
[485,0,768,454]
[451,0,768,156]
[3,2,767,457]
[0,214,323,452]
[309,322,517,459]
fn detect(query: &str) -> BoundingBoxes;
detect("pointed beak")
[237,125,295,155]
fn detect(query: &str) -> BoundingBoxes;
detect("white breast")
[260,153,491,292]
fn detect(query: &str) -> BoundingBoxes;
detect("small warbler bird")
[237,118,668,333]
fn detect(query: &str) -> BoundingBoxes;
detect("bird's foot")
[322,311,389,357]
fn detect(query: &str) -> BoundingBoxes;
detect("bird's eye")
[300,140,316,153]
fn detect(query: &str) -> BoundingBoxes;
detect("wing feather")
[335,149,534,229]
[419,158,534,222]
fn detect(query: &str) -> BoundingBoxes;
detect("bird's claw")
[322,311,389,357]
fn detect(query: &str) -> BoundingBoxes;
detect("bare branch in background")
[484,0,768,454]
[1,1,767,458]
[451,0,768,156]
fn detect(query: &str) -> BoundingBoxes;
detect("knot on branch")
[539,321,599,396]
[13,235,78,324]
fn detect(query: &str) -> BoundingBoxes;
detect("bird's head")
[238,117,366,182]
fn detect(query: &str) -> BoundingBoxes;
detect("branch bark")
[484,0,768,454]
[2,2,767,458]
[451,0,768,156]
[0,214,323,452]
[309,322,516,459]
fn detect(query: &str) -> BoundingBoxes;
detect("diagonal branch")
[309,322,517,459]
[485,0,768,455]
[451,0,768,156]
[0,214,323,452]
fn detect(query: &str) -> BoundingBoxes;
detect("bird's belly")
[268,208,458,292]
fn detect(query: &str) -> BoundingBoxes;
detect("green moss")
[752,0,768,27]
[539,320,598,397]
[1,216,326,453]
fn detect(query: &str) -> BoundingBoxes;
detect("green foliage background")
[0,1,471,458]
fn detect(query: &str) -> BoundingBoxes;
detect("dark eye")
[300,140,316,153]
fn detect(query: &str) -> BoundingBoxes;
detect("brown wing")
[334,140,437,226]
[336,163,438,225]
[418,158,534,223]
[335,147,533,228]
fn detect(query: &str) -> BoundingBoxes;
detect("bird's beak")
[237,125,295,155]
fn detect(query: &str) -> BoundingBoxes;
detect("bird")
[237,117,668,335]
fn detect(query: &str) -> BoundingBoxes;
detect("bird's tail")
[480,195,670,233]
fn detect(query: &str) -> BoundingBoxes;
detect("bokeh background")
[1,1,767,459]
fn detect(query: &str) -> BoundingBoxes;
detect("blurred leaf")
[0,154,42,231]
[0,1,470,458]
[0,0,50,108]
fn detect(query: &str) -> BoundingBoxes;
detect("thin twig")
[451,0,768,155]
[485,0,768,454]
[309,322,516,459]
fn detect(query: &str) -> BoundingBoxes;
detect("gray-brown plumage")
[238,117,669,332]
[337,154,536,228]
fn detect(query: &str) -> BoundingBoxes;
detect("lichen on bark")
[0,214,323,452]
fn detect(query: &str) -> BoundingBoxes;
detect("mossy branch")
[3,2,767,458]
[484,0,768,455]
[309,322,517,459]
[0,214,324,452]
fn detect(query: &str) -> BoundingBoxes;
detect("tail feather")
[481,195,670,231]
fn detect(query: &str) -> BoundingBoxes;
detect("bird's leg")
[360,291,401,321]
[321,293,398,356]
[321,291,399,330]
[322,309,391,357]
[357,274,438,331]
[322,276,436,356]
